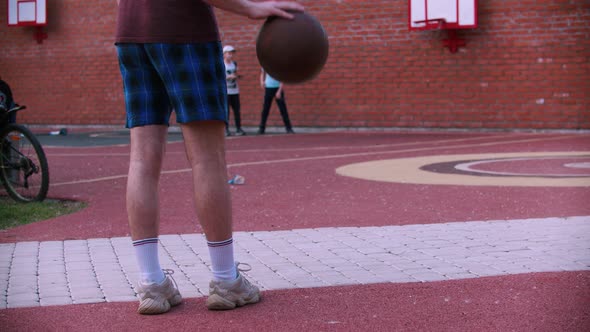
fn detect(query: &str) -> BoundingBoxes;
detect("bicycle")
[0,105,49,202]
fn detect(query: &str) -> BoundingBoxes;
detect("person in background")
[258,70,294,135]
[223,45,246,136]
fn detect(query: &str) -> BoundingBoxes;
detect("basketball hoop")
[413,18,466,53]
[7,0,48,44]
[409,0,478,54]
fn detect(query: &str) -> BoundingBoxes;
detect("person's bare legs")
[126,125,183,315]
[182,120,259,310]
[127,125,168,240]
[181,120,235,280]
[126,125,183,314]
[180,121,232,242]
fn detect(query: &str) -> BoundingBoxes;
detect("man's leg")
[180,120,232,241]
[181,120,260,310]
[126,124,182,315]
[180,120,235,272]
[230,94,244,134]
[276,92,294,132]
[225,98,232,136]
[157,41,258,310]
[117,42,182,315]
[127,125,168,284]
[127,125,167,240]
[258,88,275,134]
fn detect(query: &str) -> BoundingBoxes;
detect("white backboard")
[8,0,47,26]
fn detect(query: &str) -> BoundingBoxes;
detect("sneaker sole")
[137,294,183,315]
[206,293,260,310]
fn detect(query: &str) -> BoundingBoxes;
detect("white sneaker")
[136,269,182,315]
[206,263,260,310]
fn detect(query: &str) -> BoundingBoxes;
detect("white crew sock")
[132,238,165,284]
[207,238,237,281]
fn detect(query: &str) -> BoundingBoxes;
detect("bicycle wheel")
[0,124,50,202]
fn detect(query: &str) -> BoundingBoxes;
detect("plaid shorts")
[116,42,228,128]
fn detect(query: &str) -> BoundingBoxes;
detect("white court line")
[1,216,588,309]
[48,135,579,187]
[44,133,561,156]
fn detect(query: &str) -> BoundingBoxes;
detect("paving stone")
[8,292,39,302]
[93,264,125,273]
[431,265,470,274]
[409,272,447,282]
[39,286,70,298]
[7,299,40,308]
[38,265,66,274]
[64,254,90,263]
[300,263,336,273]
[73,298,106,304]
[101,287,135,297]
[68,275,99,284]
[390,260,426,270]
[65,261,94,271]
[414,259,454,268]
[7,285,37,295]
[0,279,8,290]
[314,272,355,285]
[40,296,74,306]
[105,295,138,302]
[462,264,504,277]
[68,284,100,294]
[256,280,297,290]
[0,260,12,269]
[38,273,68,283]
[8,278,38,287]
[9,265,38,275]
[71,289,104,299]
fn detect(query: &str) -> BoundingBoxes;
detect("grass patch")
[0,196,86,230]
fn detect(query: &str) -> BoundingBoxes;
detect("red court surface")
[2,272,589,331]
[1,130,589,331]
[1,131,589,242]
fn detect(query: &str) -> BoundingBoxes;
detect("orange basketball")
[256,11,329,84]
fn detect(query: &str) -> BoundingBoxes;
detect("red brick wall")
[1,0,588,129]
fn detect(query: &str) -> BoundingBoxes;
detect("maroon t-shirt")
[116,0,220,43]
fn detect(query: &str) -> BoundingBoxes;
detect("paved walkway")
[2,215,588,309]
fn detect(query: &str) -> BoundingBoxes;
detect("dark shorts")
[116,42,228,128]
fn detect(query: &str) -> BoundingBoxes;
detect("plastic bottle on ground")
[228,174,245,185]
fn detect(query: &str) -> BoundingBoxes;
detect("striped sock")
[132,238,165,284]
[207,238,237,281]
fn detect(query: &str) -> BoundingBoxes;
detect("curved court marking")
[49,135,579,187]
[454,156,590,177]
[336,152,590,187]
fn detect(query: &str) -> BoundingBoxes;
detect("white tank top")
[225,61,239,95]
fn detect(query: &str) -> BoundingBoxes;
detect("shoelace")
[235,262,255,288]
[162,269,179,289]
[236,262,252,273]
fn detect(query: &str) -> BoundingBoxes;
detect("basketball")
[256,11,329,84]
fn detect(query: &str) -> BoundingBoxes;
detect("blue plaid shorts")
[116,42,228,128]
